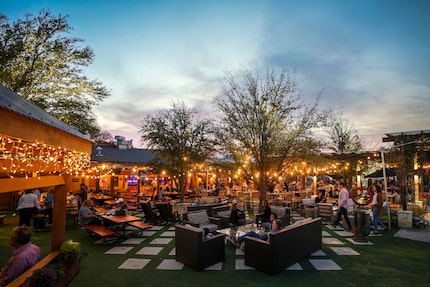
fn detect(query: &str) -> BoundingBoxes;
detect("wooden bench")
[127,205,138,215]
[6,251,60,287]
[80,224,117,243]
[127,221,152,235]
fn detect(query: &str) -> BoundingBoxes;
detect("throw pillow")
[188,211,209,224]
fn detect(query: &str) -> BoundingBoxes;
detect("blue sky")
[2,0,430,148]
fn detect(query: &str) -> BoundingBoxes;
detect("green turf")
[1,213,429,287]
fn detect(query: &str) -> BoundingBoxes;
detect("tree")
[326,116,362,153]
[0,10,110,137]
[94,130,115,144]
[214,68,330,204]
[139,101,218,200]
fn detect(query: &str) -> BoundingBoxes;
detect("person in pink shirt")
[0,226,41,286]
[333,181,352,231]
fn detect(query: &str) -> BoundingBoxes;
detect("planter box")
[55,259,81,287]
[398,210,413,228]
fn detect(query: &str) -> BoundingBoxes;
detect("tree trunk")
[399,171,408,210]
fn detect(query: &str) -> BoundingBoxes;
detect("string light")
[0,134,90,176]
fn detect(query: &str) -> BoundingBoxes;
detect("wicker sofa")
[175,224,225,271]
[185,203,224,217]
[244,217,322,275]
[181,210,222,232]
[211,205,233,228]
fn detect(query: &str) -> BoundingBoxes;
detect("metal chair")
[140,201,160,225]
[156,202,180,225]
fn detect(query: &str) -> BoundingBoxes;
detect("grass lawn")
[1,213,429,287]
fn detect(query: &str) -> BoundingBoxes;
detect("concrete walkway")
[394,227,430,243]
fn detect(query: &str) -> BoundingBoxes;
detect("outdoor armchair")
[175,224,225,271]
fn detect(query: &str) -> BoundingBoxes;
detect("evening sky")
[2,0,430,148]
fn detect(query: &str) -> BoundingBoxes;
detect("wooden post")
[51,178,68,251]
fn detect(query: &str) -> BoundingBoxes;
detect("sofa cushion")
[216,210,231,218]
[200,223,219,232]
[188,211,210,224]
[183,224,204,233]
[302,198,315,205]
[271,206,286,218]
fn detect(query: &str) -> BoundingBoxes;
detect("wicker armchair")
[175,224,225,271]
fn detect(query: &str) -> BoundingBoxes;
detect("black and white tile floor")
[94,211,381,272]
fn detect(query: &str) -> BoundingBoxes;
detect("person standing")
[333,182,352,231]
[158,187,164,200]
[78,183,88,201]
[32,188,41,201]
[371,185,387,234]
[0,226,41,286]
[16,190,40,226]
[43,188,54,224]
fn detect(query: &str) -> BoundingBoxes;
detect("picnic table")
[100,214,141,238]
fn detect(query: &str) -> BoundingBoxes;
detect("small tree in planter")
[58,240,85,265]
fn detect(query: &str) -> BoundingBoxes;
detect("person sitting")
[229,199,245,226]
[255,199,271,224]
[112,198,127,216]
[67,191,78,205]
[315,190,325,204]
[78,199,101,225]
[234,219,283,250]
[191,198,202,206]
[43,188,54,224]
[0,226,41,286]
[261,212,278,231]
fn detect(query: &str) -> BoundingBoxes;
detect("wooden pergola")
[0,84,93,251]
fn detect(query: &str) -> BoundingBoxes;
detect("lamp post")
[380,148,391,230]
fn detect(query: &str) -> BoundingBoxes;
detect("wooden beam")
[0,176,65,193]
[0,110,92,153]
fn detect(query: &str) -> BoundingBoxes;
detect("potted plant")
[25,267,58,287]
[56,240,85,285]
[25,240,85,287]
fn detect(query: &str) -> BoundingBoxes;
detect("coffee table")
[217,224,267,246]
